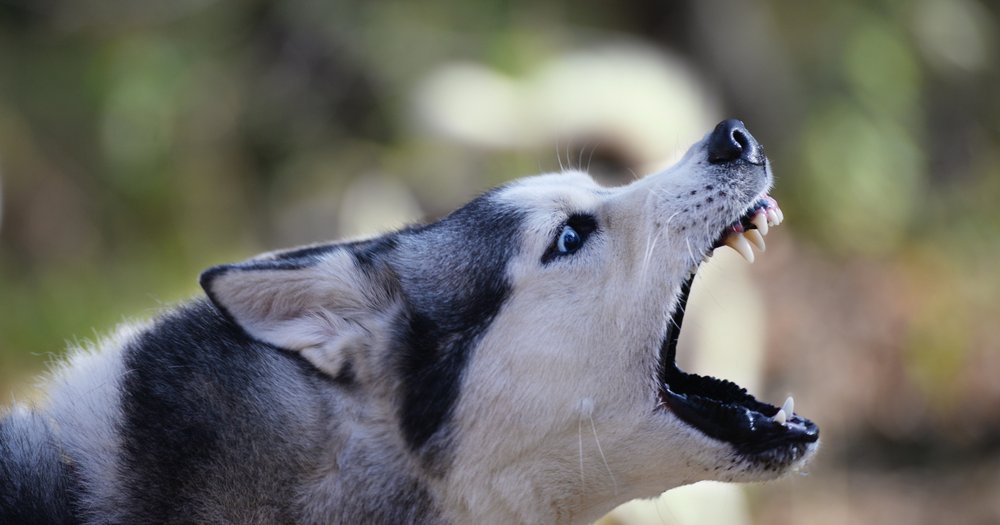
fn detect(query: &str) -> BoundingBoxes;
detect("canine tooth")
[772,409,787,425]
[766,209,779,226]
[775,207,785,223]
[751,212,769,235]
[781,396,794,416]
[744,230,766,252]
[725,234,755,263]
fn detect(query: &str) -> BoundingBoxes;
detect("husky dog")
[1,119,818,524]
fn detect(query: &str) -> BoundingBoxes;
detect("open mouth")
[657,197,819,456]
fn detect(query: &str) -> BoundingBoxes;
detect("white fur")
[208,250,397,379]
[439,160,812,522]
[5,131,816,524]
[42,324,141,522]
[206,155,815,523]
[190,152,814,523]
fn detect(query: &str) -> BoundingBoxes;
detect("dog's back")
[1,302,322,524]
[1,300,437,524]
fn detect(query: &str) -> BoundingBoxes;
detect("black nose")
[706,119,764,165]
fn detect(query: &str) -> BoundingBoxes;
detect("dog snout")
[706,119,764,166]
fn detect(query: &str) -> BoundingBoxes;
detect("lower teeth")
[772,396,795,424]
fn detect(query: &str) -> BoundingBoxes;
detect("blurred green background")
[1,1,998,523]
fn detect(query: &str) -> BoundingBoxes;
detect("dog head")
[201,119,818,522]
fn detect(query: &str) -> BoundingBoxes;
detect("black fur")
[197,190,523,465]
[3,295,443,524]
[264,242,342,262]
[389,194,524,461]
[116,301,322,523]
[2,190,523,522]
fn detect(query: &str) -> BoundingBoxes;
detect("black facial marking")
[390,193,525,460]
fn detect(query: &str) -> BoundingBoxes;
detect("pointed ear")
[200,247,398,377]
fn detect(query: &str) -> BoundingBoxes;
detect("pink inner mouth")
[724,195,783,236]
[712,196,784,263]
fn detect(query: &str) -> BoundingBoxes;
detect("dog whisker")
[585,141,601,173]
[583,401,618,496]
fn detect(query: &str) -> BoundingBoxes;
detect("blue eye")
[557,225,583,254]
[542,214,597,264]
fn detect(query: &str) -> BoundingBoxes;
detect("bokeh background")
[1,1,998,523]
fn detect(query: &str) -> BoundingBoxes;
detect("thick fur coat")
[1,120,818,524]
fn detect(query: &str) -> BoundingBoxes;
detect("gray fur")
[0,189,519,524]
[0,122,818,524]
[1,407,81,524]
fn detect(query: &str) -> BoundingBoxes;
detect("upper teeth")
[722,206,782,264]
[744,230,766,252]
[751,213,769,235]
[724,233,755,263]
[766,208,781,227]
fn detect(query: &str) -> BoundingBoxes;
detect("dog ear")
[200,246,398,378]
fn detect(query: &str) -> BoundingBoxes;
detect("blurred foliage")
[1,0,999,523]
